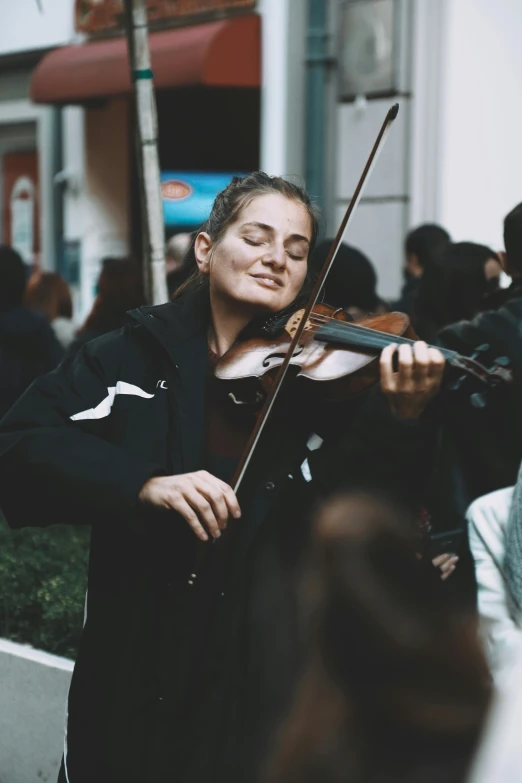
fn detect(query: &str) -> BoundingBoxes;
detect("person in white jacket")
[467,485,522,685]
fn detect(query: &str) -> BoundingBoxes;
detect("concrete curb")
[0,638,74,783]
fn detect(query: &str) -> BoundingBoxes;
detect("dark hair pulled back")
[174,172,319,298]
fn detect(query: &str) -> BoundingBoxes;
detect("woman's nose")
[263,243,286,268]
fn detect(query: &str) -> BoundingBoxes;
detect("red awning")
[31,15,260,104]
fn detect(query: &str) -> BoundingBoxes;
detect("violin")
[216,302,512,405]
[214,103,511,494]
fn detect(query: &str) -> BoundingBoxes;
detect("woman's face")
[195,193,312,315]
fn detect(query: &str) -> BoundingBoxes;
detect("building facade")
[1,0,522,316]
[0,0,77,277]
[300,0,522,298]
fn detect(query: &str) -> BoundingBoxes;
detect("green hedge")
[0,515,90,660]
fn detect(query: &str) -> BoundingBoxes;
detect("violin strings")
[303,315,458,361]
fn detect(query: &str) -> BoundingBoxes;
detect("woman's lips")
[250,275,282,289]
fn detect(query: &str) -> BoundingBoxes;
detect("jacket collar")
[128,286,211,350]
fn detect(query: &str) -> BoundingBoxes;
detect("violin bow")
[232,103,400,494]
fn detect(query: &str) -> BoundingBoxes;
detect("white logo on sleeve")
[70,381,155,421]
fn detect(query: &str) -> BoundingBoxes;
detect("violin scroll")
[446,345,513,408]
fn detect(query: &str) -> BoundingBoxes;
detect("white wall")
[334,98,411,298]
[0,0,76,55]
[438,0,522,249]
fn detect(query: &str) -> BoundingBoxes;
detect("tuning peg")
[448,374,467,392]
[471,392,487,409]
[493,356,511,367]
[471,344,490,359]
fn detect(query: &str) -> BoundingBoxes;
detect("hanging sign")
[76,0,256,35]
[161,171,245,227]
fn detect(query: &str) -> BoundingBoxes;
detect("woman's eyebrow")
[241,222,310,245]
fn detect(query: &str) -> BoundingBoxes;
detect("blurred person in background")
[0,245,63,419]
[67,256,144,356]
[25,271,75,349]
[311,241,388,319]
[468,455,522,782]
[268,494,490,783]
[414,242,501,344]
[165,232,195,298]
[426,211,522,608]
[467,483,519,686]
[433,205,522,513]
[467,637,522,783]
[392,224,451,315]
[482,202,522,311]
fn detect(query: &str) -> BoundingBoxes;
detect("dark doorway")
[156,87,260,172]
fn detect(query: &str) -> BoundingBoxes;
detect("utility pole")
[123,0,168,305]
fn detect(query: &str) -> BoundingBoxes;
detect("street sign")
[161,171,246,227]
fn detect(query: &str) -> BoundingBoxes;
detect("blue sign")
[161,171,247,228]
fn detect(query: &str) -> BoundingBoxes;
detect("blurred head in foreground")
[268,494,490,783]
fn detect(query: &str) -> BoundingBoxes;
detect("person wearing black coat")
[0,173,445,783]
[0,245,63,419]
[433,204,522,522]
[427,205,522,605]
[391,223,451,316]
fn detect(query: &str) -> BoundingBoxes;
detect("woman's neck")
[208,292,256,357]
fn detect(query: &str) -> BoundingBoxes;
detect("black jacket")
[434,291,522,524]
[0,291,427,783]
[0,305,63,419]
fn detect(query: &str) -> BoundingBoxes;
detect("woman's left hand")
[380,342,445,419]
[432,552,459,581]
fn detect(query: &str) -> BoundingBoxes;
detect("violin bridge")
[285,308,313,337]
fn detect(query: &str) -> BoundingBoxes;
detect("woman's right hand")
[138,471,241,542]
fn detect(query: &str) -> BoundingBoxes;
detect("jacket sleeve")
[438,302,522,377]
[307,386,435,511]
[0,331,164,529]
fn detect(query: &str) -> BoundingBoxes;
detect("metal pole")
[305,0,330,214]
[123,0,168,305]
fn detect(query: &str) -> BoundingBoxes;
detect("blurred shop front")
[0,0,75,281]
[30,0,261,316]
[1,125,40,267]
[0,60,63,279]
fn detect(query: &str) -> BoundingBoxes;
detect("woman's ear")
[195,232,213,276]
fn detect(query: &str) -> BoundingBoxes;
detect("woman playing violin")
[0,173,445,783]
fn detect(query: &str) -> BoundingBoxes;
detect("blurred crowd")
[2,202,522,781]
